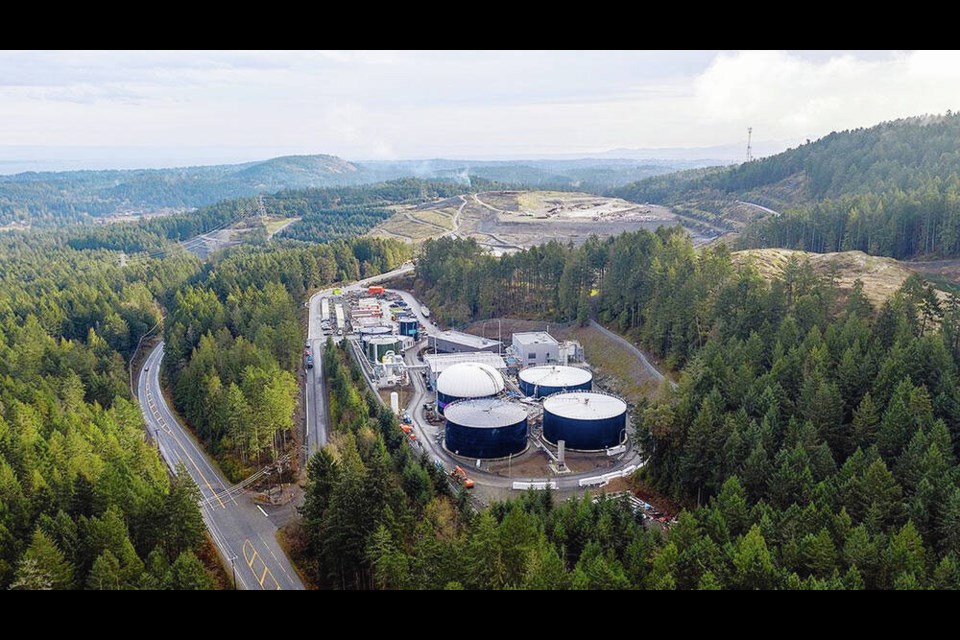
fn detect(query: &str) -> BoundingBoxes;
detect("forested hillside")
[163,238,411,480]
[59,177,490,256]
[0,154,360,225]
[411,232,960,588]
[0,234,216,589]
[616,113,960,259]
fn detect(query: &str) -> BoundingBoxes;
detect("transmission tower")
[746,127,753,163]
[257,194,268,219]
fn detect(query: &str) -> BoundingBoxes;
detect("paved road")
[304,263,416,457]
[138,344,304,590]
[589,320,676,389]
[304,273,647,493]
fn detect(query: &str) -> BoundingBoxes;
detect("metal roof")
[543,391,627,421]
[424,352,506,374]
[433,330,502,350]
[519,365,592,387]
[444,398,528,428]
[512,331,559,346]
[436,362,505,398]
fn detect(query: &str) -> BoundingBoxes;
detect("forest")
[163,238,411,480]
[616,112,960,259]
[0,154,364,226]
[0,232,216,589]
[407,231,960,588]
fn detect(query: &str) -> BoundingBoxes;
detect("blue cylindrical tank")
[542,391,627,450]
[518,365,592,398]
[444,398,528,459]
[398,317,419,339]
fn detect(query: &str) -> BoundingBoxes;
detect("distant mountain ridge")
[0,153,707,226]
[0,153,365,225]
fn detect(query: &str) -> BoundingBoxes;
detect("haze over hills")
[0,154,710,226]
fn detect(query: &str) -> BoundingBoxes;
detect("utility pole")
[746,127,754,163]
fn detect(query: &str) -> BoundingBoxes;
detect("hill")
[0,154,709,228]
[0,154,363,226]
[616,112,960,259]
[731,248,945,308]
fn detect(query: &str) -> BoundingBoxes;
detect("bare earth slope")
[732,248,941,307]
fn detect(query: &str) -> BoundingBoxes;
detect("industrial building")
[431,329,502,354]
[398,316,419,340]
[366,336,402,363]
[424,352,507,387]
[512,331,559,365]
[542,391,627,450]
[518,365,593,398]
[444,398,529,459]
[435,362,505,413]
[359,326,393,340]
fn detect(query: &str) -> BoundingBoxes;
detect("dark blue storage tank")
[398,316,419,340]
[444,398,528,459]
[518,365,593,398]
[542,391,627,450]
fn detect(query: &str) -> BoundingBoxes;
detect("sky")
[1,50,959,171]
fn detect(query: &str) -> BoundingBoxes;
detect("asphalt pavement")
[137,344,304,590]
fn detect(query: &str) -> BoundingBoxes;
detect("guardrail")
[511,481,558,491]
[577,464,638,488]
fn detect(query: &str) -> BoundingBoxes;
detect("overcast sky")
[1,50,959,169]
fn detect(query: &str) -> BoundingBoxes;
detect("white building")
[424,352,507,387]
[512,331,559,366]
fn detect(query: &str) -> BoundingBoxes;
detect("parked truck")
[368,285,385,295]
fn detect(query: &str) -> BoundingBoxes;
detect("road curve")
[588,320,677,389]
[137,343,304,590]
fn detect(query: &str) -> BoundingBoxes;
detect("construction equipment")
[450,466,475,489]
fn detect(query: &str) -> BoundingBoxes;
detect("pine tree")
[165,550,215,590]
[86,550,122,590]
[14,529,73,590]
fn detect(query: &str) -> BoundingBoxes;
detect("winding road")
[588,320,677,390]
[138,344,304,590]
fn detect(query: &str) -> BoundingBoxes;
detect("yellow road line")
[146,388,226,509]
[243,539,281,590]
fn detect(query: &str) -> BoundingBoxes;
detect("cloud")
[1,50,958,165]
[694,50,960,144]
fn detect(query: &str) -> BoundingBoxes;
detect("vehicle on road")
[402,412,412,424]
[450,466,475,489]
[305,354,314,369]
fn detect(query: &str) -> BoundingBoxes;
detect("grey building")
[431,330,502,354]
[512,331,559,366]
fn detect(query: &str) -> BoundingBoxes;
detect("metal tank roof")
[436,362,505,399]
[519,365,592,388]
[367,336,400,345]
[444,398,528,428]
[543,391,627,421]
